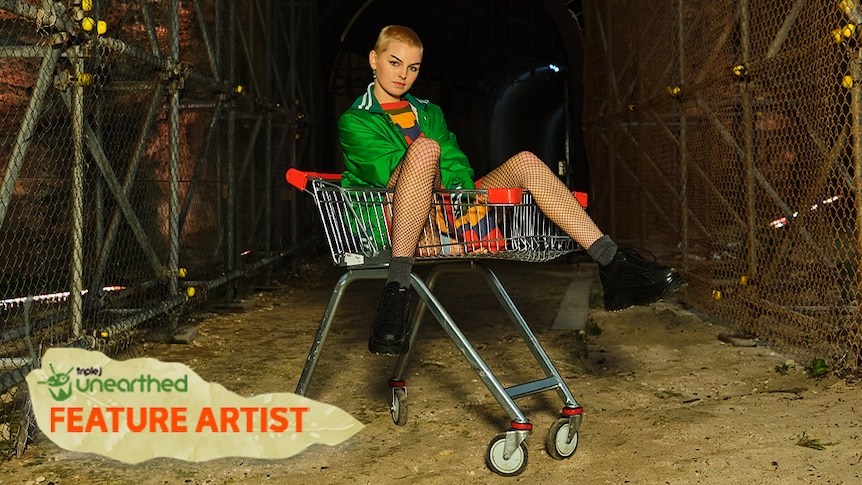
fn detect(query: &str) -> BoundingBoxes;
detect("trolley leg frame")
[294,261,583,474]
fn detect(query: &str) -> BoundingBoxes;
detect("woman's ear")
[368,50,378,71]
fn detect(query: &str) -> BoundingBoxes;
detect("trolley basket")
[286,168,586,477]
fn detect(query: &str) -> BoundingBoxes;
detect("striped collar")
[352,82,429,113]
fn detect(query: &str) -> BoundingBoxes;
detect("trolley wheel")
[545,417,579,460]
[485,433,529,477]
[390,387,408,426]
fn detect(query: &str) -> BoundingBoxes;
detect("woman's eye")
[409,66,419,72]
[389,61,399,67]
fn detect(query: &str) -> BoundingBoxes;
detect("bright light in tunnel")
[548,64,560,73]
[0,286,127,310]
[768,195,842,229]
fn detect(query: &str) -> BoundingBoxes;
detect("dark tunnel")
[316,0,589,191]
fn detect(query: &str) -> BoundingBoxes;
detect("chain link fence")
[0,0,318,457]
[582,1,862,375]
[11,0,862,463]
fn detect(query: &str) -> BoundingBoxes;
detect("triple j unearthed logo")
[36,360,189,402]
[38,363,74,402]
[27,348,364,464]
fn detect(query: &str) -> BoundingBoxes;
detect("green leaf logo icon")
[38,363,74,401]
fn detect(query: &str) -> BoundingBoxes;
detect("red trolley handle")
[285,167,587,207]
[285,168,342,192]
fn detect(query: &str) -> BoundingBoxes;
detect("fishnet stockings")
[478,151,603,248]
[387,145,603,256]
[387,137,441,257]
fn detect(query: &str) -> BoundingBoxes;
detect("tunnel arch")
[317,0,588,190]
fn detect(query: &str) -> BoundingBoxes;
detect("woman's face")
[369,40,422,104]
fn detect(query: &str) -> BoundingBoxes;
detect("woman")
[339,25,686,356]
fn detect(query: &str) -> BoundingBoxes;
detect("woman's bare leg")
[387,137,442,258]
[479,151,603,248]
[481,151,686,311]
[369,137,441,356]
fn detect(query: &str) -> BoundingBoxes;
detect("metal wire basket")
[286,169,582,266]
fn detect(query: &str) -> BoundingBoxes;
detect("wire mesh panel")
[582,1,862,373]
[0,0,308,457]
[298,174,581,267]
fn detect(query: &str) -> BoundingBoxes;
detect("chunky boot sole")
[603,272,688,312]
[369,283,411,355]
[368,331,410,356]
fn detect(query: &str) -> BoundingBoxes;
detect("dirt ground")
[3,256,862,484]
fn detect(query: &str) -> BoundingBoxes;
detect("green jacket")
[338,83,476,189]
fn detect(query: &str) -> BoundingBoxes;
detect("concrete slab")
[552,267,597,330]
[172,325,198,344]
[212,298,257,313]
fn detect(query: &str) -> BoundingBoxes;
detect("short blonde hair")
[373,25,424,54]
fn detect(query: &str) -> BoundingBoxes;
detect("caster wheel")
[545,417,579,460]
[485,433,528,476]
[390,386,407,426]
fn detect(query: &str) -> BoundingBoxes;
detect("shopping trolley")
[286,168,585,476]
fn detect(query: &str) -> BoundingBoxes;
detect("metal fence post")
[739,0,757,280]
[70,45,85,340]
[852,52,862,305]
[677,0,689,272]
[168,0,180,298]
[227,0,237,292]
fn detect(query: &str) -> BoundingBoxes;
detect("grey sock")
[387,257,415,288]
[586,235,618,266]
